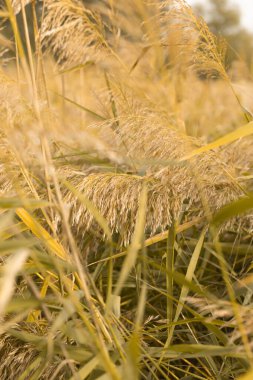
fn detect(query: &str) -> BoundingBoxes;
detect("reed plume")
[62,106,246,245]
[63,172,174,245]
[41,0,109,68]
[188,295,253,347]
[0,324,72,379]
[158,0,227,78]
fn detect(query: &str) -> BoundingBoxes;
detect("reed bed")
[0,0,253,379]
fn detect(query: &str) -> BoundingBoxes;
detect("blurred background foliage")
[1,0,253,73]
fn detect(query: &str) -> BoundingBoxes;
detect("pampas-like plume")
[64,172,175,246]
[158,0,227,78]
[38,0,228,78]
[62,108,245,245]
[41,0,109,68]
[0,324,73,379]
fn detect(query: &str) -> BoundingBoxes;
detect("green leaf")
[69,356,99,380]
[51,91,106,120]
[0,239,37,256]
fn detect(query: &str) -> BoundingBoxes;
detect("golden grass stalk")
[10,0,33,15]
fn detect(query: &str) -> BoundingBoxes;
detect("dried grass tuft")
[187,295,253,347]
[62,109,245,245]
[0,323,72,380]
[41,0,109,68]
[64,172,174,245]
[158,0,227,78]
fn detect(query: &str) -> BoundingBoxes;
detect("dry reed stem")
[10,0,33,15]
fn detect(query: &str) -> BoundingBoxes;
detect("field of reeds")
[1,0,253,379]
